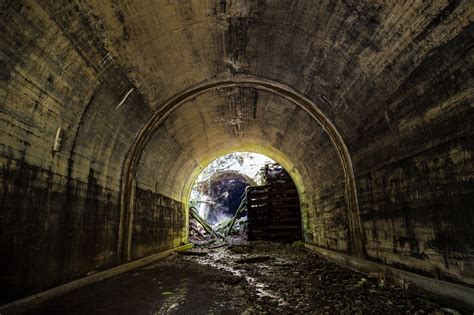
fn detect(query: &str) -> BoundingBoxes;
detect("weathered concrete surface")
[0,0,473,305]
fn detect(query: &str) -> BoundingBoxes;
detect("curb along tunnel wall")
[1,0,473,305]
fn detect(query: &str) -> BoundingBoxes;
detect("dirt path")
[28,242,459,314]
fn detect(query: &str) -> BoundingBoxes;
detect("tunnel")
[0,0,473,313]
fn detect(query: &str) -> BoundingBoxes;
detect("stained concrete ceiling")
[136,86,339,200]
[71,0,473,197]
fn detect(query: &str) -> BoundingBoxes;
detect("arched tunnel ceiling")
[126,78,363,259]
[81,0,472,135]
[75,0,474,283]
[136,86,342,202]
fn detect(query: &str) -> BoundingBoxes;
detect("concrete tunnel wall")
[1,0,473,304]
[132,86,350,260]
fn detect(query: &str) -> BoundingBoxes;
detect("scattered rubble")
[188,190,248,248]
[180,241,461,314]
[177,250,209,256]
[235,256,273,264]
[29,241,462,314]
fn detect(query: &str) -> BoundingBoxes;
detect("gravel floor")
[28,241,461,314]
[184,241,461,314]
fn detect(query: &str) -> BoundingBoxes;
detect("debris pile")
[189,189,248,248]
[189,162,302,247]
[192,170,252,225]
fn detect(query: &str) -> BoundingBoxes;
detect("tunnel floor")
[28,242,458,314]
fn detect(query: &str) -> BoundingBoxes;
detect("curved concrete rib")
[119,75,365,261]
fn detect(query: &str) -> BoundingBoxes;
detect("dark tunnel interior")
[0,0,473,313]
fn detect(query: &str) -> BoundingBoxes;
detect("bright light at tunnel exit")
[189,152,276,226]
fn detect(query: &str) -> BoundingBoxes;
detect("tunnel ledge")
[304,243,474,312]
[0,244,194,314]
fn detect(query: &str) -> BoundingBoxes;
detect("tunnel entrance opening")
[188,152,275,245]
[188,152,302,247]
[118,77,365,261]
